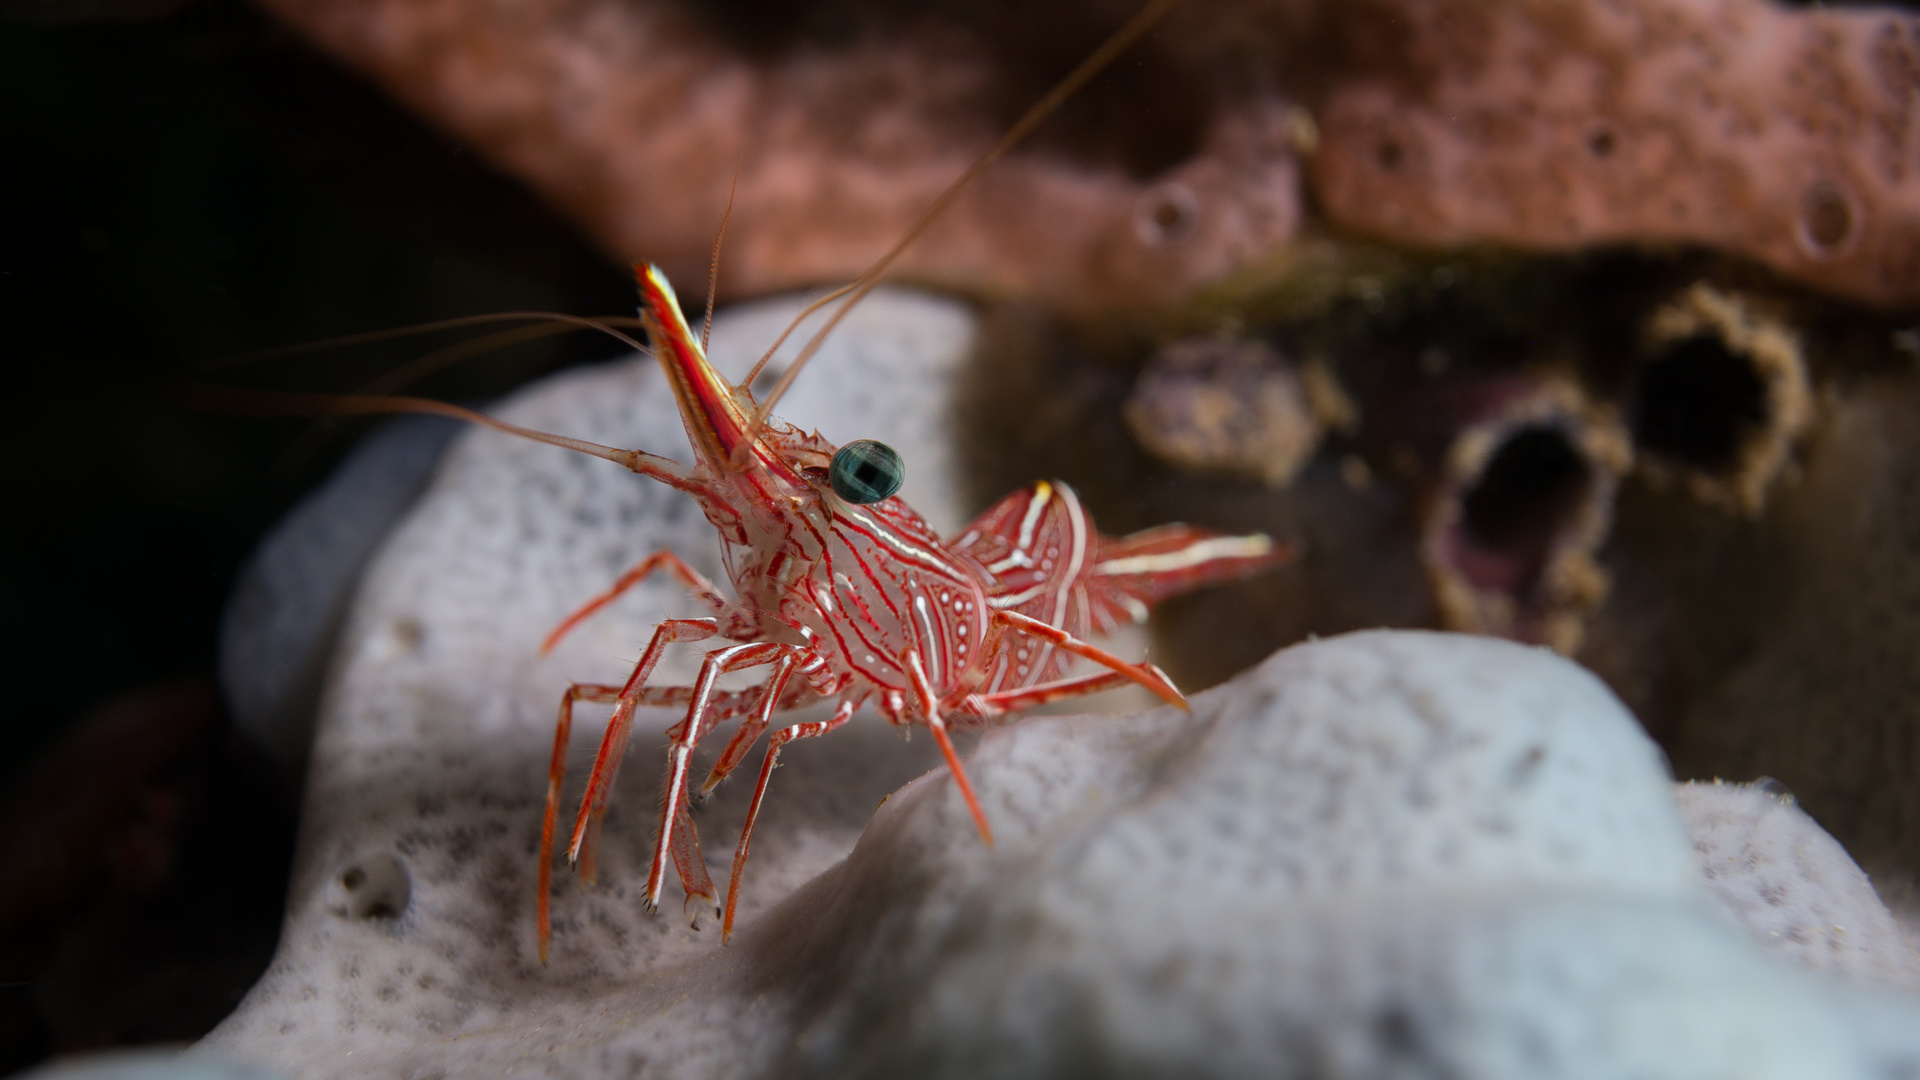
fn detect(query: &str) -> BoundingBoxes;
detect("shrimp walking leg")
[904,647,994,846]
[541,664,756,957]
[540,550,731,654]
[698,649,843,797]
[993,609,1186,709]
[566,618,723,875]
[965,669,1135,717]
[722,697,857,942]
[537,678,751,962]
[644,641,825,914]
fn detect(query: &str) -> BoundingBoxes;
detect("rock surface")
[203,304,1920,1075]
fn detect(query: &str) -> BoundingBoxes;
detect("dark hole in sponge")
[1460,426,1592,579]
[1632,333,1767,473]
[1800,184,1854,252]
[330,853,411,920]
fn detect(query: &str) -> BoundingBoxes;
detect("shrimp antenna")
[357,316,644,397]
[739,282,857,394]
[702,167,741,355]
[199,311,646,373]
[745,0,1188,434]
[181,384,702,493]
[196,312,658,469]
[267,313,651,470]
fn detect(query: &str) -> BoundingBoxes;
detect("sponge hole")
[1460,426,1593,577]
[326,852,411,920]
[1631,334,1767,474]
[1797,183,1856,257]
[1132,181,1200,248]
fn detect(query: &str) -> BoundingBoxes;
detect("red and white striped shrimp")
[190,0,1294,960]
[530,264,1290,955]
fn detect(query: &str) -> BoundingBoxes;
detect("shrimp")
[188,0,1296,961]
[532,263,1292,955]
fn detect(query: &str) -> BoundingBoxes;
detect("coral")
[815,637,1920,1077]
[1115,320,1645,654]
[1309,0,1920,308]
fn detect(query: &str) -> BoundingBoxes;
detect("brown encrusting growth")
[1309,0,1920,309]
[252,0,1920,312]
[245,0,1303,316]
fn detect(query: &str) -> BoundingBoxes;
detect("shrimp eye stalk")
[830,440,905,504]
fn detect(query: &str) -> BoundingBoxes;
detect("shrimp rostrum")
[529,265,1292,958]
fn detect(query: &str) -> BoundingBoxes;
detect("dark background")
[0,1,632,1068]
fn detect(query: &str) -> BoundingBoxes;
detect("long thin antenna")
[199,311,646,373]
[263,312,653,473]
[357,315,650,396]
[358,322,578,395]
[702,168,742,355]
[746,0,1187,433]
[738,282,857,394]
[181,384,703,491]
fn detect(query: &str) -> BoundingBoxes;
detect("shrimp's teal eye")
[829,440,904,504]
